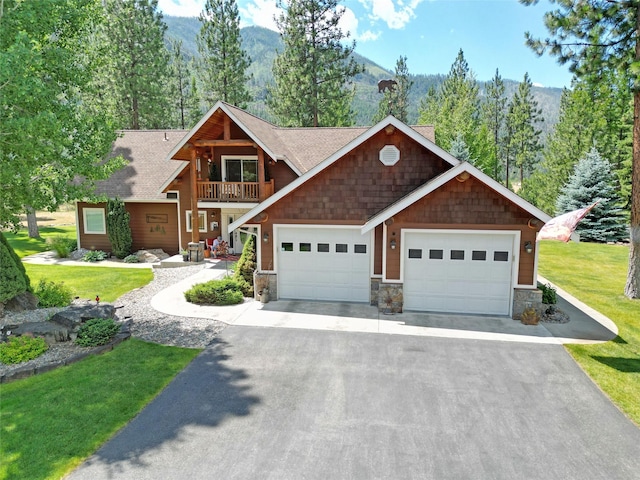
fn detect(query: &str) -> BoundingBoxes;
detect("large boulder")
[12,321,70,343]
[4,291,39,313]
[49,304,116,330]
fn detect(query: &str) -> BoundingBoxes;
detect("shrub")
[0,239,27,303]
[47,236,76,258]
[0,231,31,292]
[123,254,139,263]
[184,278,244,305]
[0,336,48,364]
[34,279,73,307]
[83,250,107,262]
[538,282,557,304]
[232,236,256,297]
[107,198,133,259]
[75,318,121,347]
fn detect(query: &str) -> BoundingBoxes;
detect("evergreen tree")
[0,231,30,293]
[373,56,413,123]
[482,69,507,181]
[93,0,173,129]
[520,0,640,298]
[503,73,543,188]
[268,0,363,127]
[450,133,472,163]
[107,198,133,259]
[197,0,251,108]
[418,50,493,174]
[556,148,627,243]
[0,233,27,304]
[169,39,202,129]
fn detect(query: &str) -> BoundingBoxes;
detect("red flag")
[537,202,598,242]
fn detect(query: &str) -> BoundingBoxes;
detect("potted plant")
[180,249,189,262]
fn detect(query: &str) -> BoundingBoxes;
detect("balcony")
[197,180,275,202]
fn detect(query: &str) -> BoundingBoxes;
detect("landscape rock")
[13,321,70,343]
[49,304,117,330]
[135,249,169,263]
[4,292,39,313]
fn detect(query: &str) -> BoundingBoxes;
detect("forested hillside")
[164,16,561,130]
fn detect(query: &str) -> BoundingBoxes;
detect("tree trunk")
[26,208,40,238]
[624,88,640,298]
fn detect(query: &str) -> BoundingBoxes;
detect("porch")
[196,179,275,202]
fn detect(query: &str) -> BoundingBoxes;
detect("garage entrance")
[277,226,371,302]
[403,231,516,315]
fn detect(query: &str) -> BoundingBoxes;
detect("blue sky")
[158,0,573,89]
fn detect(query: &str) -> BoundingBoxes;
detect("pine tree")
[373,56,413,123]
[450,133,472,163]
[503,73,543,188]
[93,0,173,129]
[169,39,202,129]
[0,231,30,293]
[556,148,627,243]
[107,198,133,259]
[482,69,507,181]
[0,233,28,304]
[268,0,363,127]
[197,0,251,108]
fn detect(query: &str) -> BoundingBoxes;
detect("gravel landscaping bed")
[0,264,228,379]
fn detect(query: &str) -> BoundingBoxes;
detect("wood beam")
[257,148,266,200]
[224,116,231,140]
[190,148,200,244]
[193,139,257,147]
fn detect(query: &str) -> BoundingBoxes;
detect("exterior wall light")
[263,232,269,243]
[390,239,396,250]
[524,241,533,254]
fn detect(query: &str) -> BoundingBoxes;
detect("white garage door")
[403,232,515,315]
[277,227,371,302]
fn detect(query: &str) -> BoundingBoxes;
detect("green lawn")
[3,226,76,258]
[0,339,201,480]
[538,241,640,426]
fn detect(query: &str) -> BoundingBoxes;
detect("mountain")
[163,15,562,130]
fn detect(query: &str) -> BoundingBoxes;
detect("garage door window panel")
[317,243,330,252]
[494,251,509,262]
[336,243,348,253]
[299,243,311,252]
[281,242,293,252]
[429,249,443,259]
[472,251,487,261]
[450,250,465,260]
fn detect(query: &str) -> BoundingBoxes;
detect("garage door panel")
[404,232,514,315]
[278,227,370,302]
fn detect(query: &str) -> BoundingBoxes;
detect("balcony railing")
[197,180,274,202]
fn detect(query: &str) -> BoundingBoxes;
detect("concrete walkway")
[149,264,618,345]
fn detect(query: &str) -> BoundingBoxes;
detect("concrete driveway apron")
[66,325,640,480]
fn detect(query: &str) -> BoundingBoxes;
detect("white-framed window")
[83,208,106,234]
[186,210,207,233]
[222,155,258,182]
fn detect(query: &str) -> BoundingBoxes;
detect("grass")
[0,339,201,480]
[24,264,153,303]
[538,241,640,425]
[2,226,76,258]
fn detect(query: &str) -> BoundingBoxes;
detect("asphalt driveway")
[66,326,640,480]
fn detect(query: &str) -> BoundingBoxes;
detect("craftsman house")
[77,101,550,316]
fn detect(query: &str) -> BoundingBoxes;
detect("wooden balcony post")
[190,148,200,244]
[258,148,266,200]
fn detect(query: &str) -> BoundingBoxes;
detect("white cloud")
[533,82,544,88]
[358,0,424,30]
[158,0,205,17]
[239,0,281,30]
[359,29,381,42]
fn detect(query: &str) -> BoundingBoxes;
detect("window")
[281,242,293,252]
[354,244,367,254]
[472,250,487,261]
[429,249,443,259]
[494,251,509,262]
[299,242,311,252]
[451,250,465,260]
[83,208,106,234]
[317,243,330,252]
[408,249,422,259]
[186,210,207,233]
[336,243,348,253]
[223,156,258,182]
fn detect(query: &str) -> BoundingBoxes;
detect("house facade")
[77,101,550,317]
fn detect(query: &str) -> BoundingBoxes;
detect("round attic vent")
[379,145,400,166]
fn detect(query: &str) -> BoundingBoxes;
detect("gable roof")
[228,115,460,233]
[165,101,437,177]
[361,162,552,234]
[95,130,188,200]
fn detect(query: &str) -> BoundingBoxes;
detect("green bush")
[0,231,31,292]
[83,250,107,262]
[0,336,49,364]
[538,282,558,304]
[123,254,139,263]
[232,236,256,297]
[75,318,121,347]
[184,278,244,305]
[47,236,76,258]
[0,238,28,302]
[34,279,73,308]
[107,198,133,259]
